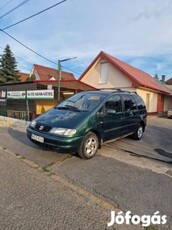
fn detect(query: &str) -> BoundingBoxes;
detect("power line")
[0,30,80,76]
[0,45,38,73]
[61,65,82,76]
[0,0,80,75]
[0,0,15,11]
[0,0,31,19]
[3,0,67,30]
[1,43,81,75]
[0,29,58,65]
[0,45,31,70]
[17,63,31,72]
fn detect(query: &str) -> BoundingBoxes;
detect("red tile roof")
[80,51,172,95]
[33,80,96,91]
[166,78,172,85]
[33,64,75,81]
[18,72,29,82]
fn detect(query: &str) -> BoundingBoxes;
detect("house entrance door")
[157,94,164,113]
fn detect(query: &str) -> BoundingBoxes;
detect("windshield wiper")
[55,106,69,110]
[64,105,80,112]
[55,105,80,112]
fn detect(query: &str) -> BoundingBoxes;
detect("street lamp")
[58,57,77,103]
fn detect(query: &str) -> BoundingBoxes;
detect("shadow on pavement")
[8,128,43,149]
[7,128,74,156]
[154,149,172,159]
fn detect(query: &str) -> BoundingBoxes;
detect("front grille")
[35,123,51,132]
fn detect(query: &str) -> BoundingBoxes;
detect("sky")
[0,0,172,80]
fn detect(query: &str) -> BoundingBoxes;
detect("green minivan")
[27,90,147,159]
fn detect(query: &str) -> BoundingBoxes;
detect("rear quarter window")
[134,95,146,109]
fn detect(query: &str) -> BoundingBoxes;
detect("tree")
[25,74,36,82]
[0,44,20,83]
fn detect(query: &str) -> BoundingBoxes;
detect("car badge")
[39,125,44,131]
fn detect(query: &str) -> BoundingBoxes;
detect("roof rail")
[96,88,135,93]
[97,88,121,91]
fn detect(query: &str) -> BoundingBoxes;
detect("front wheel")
[132,124,144,140]
[78,132,98,159]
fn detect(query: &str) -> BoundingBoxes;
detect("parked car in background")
[167,108,172,118]
[27,90,147,159]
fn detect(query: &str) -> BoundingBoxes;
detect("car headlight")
[30,120,37,128]
[50,128,76,136]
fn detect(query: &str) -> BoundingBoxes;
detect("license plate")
[31,134,44,143]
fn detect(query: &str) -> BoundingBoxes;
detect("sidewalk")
[0,116,29,131]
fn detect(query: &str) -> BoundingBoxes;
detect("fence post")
[26,90,30,121]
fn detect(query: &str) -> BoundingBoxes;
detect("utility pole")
[57,57,77,104]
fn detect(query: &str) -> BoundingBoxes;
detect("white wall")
[81,58,132,89]
[81,57,169,113]
[136,88,158,113]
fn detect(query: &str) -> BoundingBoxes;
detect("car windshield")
[57,93,105,111]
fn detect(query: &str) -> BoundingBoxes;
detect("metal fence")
[0,99,36,121]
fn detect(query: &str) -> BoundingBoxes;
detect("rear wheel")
[132,124,144,140]
[78,132,98,159]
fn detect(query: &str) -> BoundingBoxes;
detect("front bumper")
[27,126,84,152]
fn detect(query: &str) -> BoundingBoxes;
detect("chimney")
[161,75,165,83]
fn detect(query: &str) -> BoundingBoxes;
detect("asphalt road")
[105,117,172,163]
[52,155,172,223]
[0,149,110,230]
[0,116,172,229]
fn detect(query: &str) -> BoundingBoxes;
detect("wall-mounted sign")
[27,90,54,100]
[7,91,26,99]
[4,90,54,100]
[0,89,7,105]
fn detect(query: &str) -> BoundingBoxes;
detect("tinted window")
[122,95,137,111]
[105,95,122,113]
[134,95,146,109]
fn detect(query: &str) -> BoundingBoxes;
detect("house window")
[99,62,108,84]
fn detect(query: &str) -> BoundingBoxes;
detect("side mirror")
[97,110,103,116]
[107,109,116,114]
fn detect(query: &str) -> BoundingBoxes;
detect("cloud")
[0,0,172,79]
[132,0,172,20]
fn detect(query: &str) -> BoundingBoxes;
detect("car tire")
[78,132,98,159]
[132,124,144,140]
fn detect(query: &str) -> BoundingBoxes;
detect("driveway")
[104,117,172,163]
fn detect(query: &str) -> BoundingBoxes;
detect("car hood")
[35,108,90,129]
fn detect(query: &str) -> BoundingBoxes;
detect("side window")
[134,95,146,109]
[105,95,122,113]
[122,95,137,111]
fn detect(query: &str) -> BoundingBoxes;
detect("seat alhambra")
[27,90,147,159]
